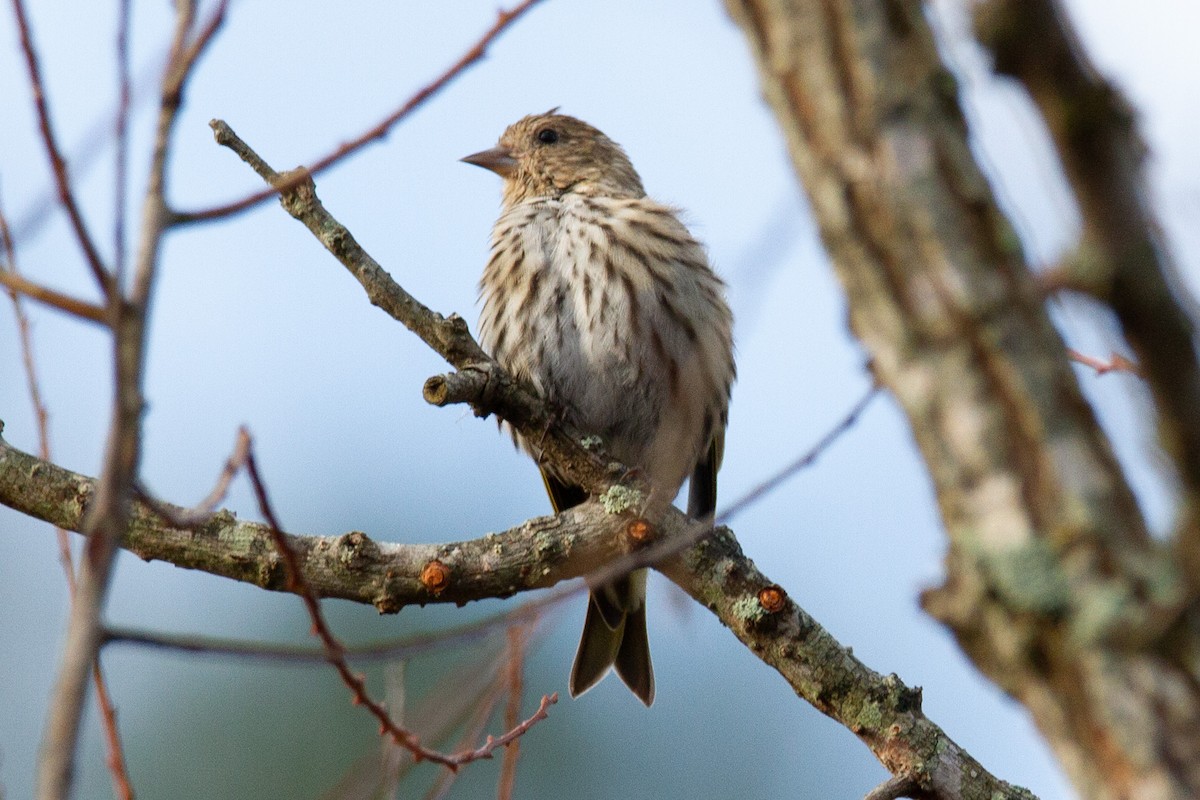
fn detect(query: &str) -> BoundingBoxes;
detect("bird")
[463,112,734,706]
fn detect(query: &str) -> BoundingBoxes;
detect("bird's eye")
[537,128,559,144]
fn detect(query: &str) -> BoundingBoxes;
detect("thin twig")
[9,0,113,295]
[1066,348,1142,377]
[104,598,553,664]
[11,51,166,248]
[863,774,921,800]
[2,196,134,800]
[35,2,214,797]
[497,625,526,800]
[422,669,508,800]
[97,381,876,664]
[135,426,250,528]
[0,269,108,324]
[170,0,546,226]
[0,202,51,460]
[178,0,231,77]
[245,439,556,770]
[91,658,134,800]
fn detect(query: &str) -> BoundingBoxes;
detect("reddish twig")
[422,677,507,800]
[135,426,251,528]
[0,269,108,324]
[497,625,527,800]
[244,439,556,770]
[91,659,135,800]
[10,51,165,248]
[178,0,231,76]
[451,694,554,764]
[10,0,113,295]
[0,203,51,459]
[1,196,134,800]
[171,0,546,226]
[103,383,878,669]
[1067,348,1143,377]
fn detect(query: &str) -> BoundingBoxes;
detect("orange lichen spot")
[626,518,653,543]
[421,559,451,595]
[758,584,787,613]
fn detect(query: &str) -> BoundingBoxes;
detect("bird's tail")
[570,574,654,706]
[543,469,655,706]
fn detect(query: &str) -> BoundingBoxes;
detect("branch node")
[757,584,787,614]
[625,518,653,544]
[420,559,452,595]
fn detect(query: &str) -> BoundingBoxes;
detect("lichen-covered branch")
[0,425,1031,799]
[208,120,625,502]
[0,425,627,611]
[974,0,1200,585]
[198,113,1038,797]
[660,533,1034,800]
[722,0,1200,797]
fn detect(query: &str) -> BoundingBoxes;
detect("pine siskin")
[463,112,734,706]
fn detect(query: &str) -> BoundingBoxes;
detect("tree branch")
[723,0,1198,797]
[9,0,113,296]
[208,119,629,502]
[0,268,108,325]
[973,0,1200,589]
[35,2,224,796]
[194,108,1039,796]
[0,420,1032,799]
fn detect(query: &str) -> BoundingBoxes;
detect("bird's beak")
[461,145,517,178]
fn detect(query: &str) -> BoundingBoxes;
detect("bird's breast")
[477,195,732,492]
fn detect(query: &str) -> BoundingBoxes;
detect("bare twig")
[35,2,222,796]
[422,682,506,800]
[91,658,133,800]
[1066,348,1142,377]
[171,0,546,226]
[104,599,554,665]
[244,438,556,770]
[0,204,51,457]
[2,197,134,800]
[10,0,113,296]
[0,269,108,324]
[497,625,527,800]
[976,0,1200,557]
[177,0,231,78]
[10,52,166,248]
[135,426,250,528]
[864,774,922,800]
[209,120,625,501]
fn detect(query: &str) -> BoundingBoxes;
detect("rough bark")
[0,424,1032,799]
[722,0,1200,798]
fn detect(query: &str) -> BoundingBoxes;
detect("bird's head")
[462,112,645,206]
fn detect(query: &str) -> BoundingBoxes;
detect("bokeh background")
[2,1,1196,797]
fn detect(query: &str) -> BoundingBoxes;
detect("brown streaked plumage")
[464,113,734,706]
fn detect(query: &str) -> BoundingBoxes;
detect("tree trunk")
[723,1,1200,797]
